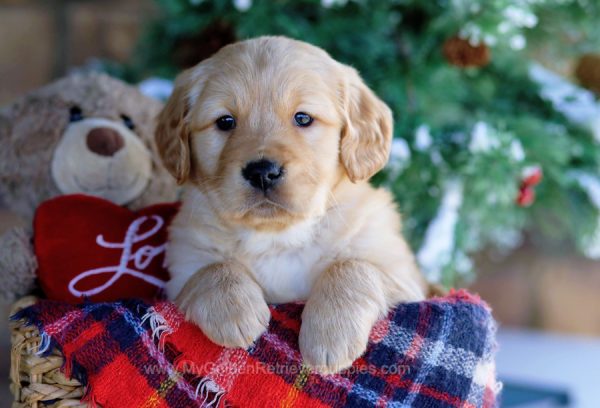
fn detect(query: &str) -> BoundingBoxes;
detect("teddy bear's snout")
[86,127,124,157]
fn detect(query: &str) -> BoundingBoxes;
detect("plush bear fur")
[0,73,178,303]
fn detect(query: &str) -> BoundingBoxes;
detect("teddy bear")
[0,73,179,303]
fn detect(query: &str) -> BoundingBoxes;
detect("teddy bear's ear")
[155,69,201,185]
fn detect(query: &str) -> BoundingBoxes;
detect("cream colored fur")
[157,36,427,374]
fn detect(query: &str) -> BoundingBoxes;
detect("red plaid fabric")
[13,290,499,407]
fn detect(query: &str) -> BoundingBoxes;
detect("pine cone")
[575,54,600,95]
[443,36,490,68]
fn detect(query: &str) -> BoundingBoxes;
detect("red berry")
[517,187,535,207]
[522,166,543,187]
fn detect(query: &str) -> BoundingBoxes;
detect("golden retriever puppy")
[156,36,427,374]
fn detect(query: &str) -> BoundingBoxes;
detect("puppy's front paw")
[299,260,387,374]
[176,263,270,349]
[299,303,373,374]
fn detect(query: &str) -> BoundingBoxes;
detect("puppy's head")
[157,36,392,230]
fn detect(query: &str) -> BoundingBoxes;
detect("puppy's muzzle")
[242,159,284,193]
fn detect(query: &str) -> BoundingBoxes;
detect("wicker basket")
[9,297,87,408]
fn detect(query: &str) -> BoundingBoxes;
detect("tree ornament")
[575,54,600,95]
[442,36,490,68]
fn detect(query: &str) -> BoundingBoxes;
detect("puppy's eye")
[216,115,236,131]
[69,106,84,122]
[121,114,135,130]
[294,112,313,127]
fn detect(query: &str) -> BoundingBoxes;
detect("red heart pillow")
[34,194,179,303]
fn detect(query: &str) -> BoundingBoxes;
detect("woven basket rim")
[10,296,88,407]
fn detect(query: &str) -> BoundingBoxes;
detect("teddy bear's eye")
[69,106,84,122]
[121,114,135,130]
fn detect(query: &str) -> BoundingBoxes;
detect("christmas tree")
[120,0,600,286]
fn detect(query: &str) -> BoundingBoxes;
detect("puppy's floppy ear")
[339,66,393,183]
[156,69,198,184]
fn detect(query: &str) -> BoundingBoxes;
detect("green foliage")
[126,0,600,285]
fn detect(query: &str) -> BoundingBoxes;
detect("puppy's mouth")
[232,189,308,225]
[245,197,291,217]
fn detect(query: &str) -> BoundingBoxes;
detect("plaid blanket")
[13,290,499,408]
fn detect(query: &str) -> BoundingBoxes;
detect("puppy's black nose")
[86,127,124,156]
[242,159,284,192]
